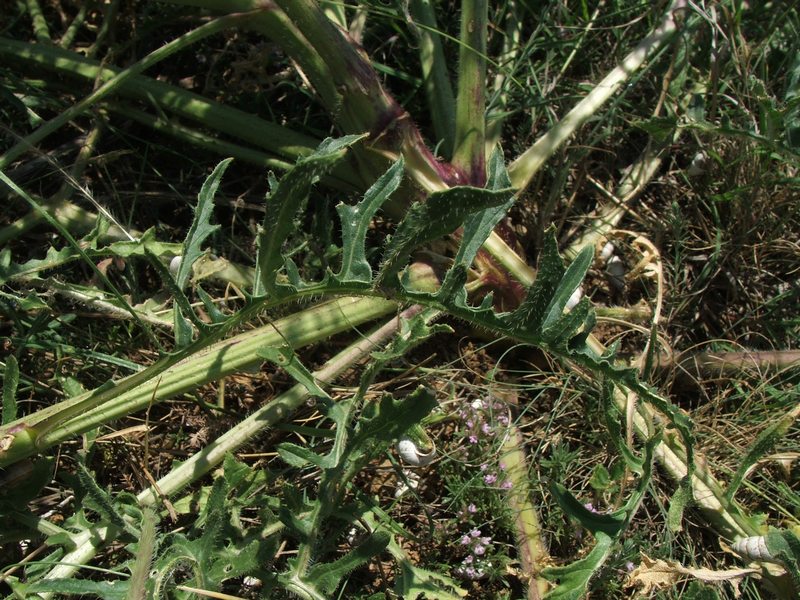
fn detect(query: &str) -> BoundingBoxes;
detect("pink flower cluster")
[455,527,493,580]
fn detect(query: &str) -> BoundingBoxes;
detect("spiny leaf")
[542,532,614,600]
[256,344,330,399]
[541,243,593,330]
[765,529,800,590]
[25,578,128,600]
[175,158,231,290]
[337,157,405,283]
[75,460,128,532]
[351,386,438,450]
[307,530,391,594]
[439,150,515,296]
[549,482,627,537]
[541,296,593,348]
[277,441,329,469]
[376,185,513,289]
[255,135,365,296]
[507,228,565,333]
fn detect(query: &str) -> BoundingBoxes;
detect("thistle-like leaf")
[306,530,391,594]
[255,135,366,296]
[376,185,513,289]
[541,244,594,331]
[506,228,565,334]
[175,158,231,291]
[256,345,330,399]
[542,532,614,600]
[439,150,515,297]
[337,157,405,284]
[277,441,329,469]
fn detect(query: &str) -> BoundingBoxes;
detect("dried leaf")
[626,554,758,597]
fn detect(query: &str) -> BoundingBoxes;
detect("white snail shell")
[600,242,615,262]
[566,286,583,310]
[169,255,183,276]
[397,436,436,466]
[732,536,781,564]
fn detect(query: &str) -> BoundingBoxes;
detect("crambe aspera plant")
[2,1,799,598]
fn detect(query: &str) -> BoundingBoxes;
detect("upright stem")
[452,0,488,185]
[410,0,456,157]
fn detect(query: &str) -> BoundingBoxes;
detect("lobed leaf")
[255,135,365,296]
[376,185,513,289]
[337,157,405,283]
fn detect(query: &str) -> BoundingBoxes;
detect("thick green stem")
[137,304,416,504]
[0,296,396,467]
[0,38,318,169]
[24,0,50,43]
[501,423,550,599]
[452,0,487,184]
[410,0,456,157]
[0,14,256,171]
[38,304,419,588]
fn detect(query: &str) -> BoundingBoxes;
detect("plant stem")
[0,296,396,467]
[0,14,256,171]
[409,0,456,157]
[453,0,488,184]
[0,35,319,169]
[138,304,419,504]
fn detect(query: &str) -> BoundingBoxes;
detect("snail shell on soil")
[732,536,782,564]
[397,436,436,466]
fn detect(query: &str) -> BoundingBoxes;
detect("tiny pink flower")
[467,503,477,513]
[460,535,471,545]
[470,528,481,538]
[484,473,497,485]
[474,544,486,555]
[468,435,478,444]
[501,479,513,490]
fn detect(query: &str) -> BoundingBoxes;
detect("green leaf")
[439,150,515,298]
[351,386,438,450]
[26,578,129,600]
[255,135,365,296]
[542,532,614,599]
[765,529,800,591]
[549,482,626,537]
[256,345,330,399]
[337,157,405,283]
[75,460,129,532]
[307,530,390,594]
[541,244,593,331]
[376,185,513,289]
[667,477,693,532]
[276,441,328,468]
[107,228,181,258]
[2,355,19,424]
[508,228,565,333]
[394,557,467,600]
[175,158,231,290]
